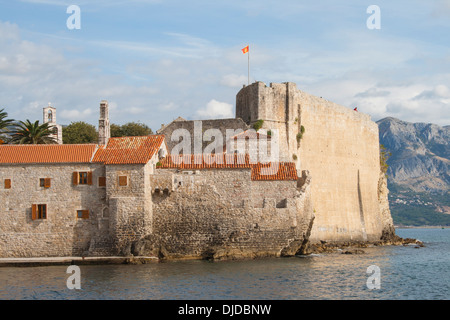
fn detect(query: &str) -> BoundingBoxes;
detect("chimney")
[98,100,110,145]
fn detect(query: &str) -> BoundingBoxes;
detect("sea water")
[0,228,448,300]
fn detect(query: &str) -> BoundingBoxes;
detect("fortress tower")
[236,82,394,243]
[43,104,62,144]
[236,82,300,162]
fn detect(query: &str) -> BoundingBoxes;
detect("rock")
[342,249,365,255]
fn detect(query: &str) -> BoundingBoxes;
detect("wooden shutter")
[31,204,37,220]
[4,179,11,189]
[98,177,106,187]
[44,178,51,188]
[118,176,128,186]
[82,210,89,219]
[87,171,93,185]
[73,172,78,185]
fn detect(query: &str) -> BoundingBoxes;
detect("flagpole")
[248,46,250,85]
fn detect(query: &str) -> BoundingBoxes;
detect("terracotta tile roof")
[158,154,298,181]
[92,135,165,164]
[0,144,98,164]
[251,162,298,181]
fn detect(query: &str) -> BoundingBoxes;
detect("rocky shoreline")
[302,236,425,255]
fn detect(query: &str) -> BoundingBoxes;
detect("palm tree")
[10,120,57,144]
[0,108,14,144]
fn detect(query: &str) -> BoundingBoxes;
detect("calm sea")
[0,228,449,300]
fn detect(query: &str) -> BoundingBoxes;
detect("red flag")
[242,45,249,54]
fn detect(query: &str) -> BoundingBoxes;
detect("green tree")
[111,122,153,137]
[10,120,57,144]
[110,123,122,138]
[0,108,14,144]
[63,121,98,144]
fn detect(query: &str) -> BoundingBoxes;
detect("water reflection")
[1,228,449,300]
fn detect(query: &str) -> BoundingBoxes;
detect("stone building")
[0,135,168,257]
[0,98,313,259]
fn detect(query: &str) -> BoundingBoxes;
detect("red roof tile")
[158,153,298,181]
[92,135,165,164]
[0,144,97,164]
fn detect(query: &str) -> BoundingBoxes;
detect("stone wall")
[136,168,314,260]
[236,82,394,243]
[106,161,154,255]
[0,163,110,257]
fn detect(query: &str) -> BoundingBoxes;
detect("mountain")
[377,117,450,226]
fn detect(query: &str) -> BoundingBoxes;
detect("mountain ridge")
[376,117,450,226]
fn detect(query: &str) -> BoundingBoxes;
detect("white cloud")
[220,74,248,88]
[195,99,233,119]
[60,108,93,121]
[350,82,450,125]
[159,102,178,111]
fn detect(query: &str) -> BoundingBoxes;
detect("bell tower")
[98,100,110,145]
[43,103,63,144]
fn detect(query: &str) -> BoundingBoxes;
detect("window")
[40,178,51,188]
[98,176,106,187]
[32,204,47,220]
[4,179,11,189]
[77,210,89,219]
[73,171,92,185]
[79,172,88,184]
[118,175,128,187]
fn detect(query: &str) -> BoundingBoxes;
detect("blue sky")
[0,0,449,130]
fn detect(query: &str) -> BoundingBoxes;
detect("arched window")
[47,110,53,122]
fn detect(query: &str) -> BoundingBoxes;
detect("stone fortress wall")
[236,82,394,243]
[132,168,314,260]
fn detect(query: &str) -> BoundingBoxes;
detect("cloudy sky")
[0,0,449,130]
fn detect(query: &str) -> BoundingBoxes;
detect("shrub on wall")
[253,120,264,131]
[296,126,306,143]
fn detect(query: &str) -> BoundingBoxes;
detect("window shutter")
[87,171,93,185]
[44,178,51,188]
[98,177,106,187]
[31,204,37,220]
[73,172,78,185]
[4,179,11,189]
[82,210,89,219]
[119,176,128,186]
